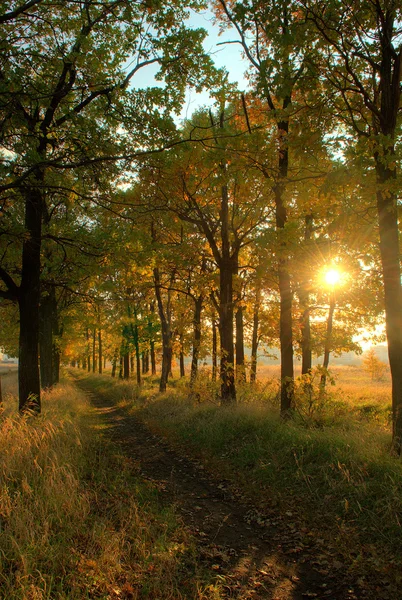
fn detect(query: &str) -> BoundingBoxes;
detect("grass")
[79,366,402,585]
[5,365,399,595]
[0,375,223,599]
[137,395,401,551]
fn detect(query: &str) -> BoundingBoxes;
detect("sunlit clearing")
[325,268,341,286]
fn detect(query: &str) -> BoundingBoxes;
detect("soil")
[77,380,395,600]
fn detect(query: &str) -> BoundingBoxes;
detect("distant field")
[1,361,392,410]
[0,367,18,412]
[0,362,18,374]
[158,361,393,407]
[329,365,391,406]
[256,363,392,406]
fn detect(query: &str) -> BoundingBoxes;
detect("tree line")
[0,0,401,451]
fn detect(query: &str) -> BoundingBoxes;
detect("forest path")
[76,378,373,600]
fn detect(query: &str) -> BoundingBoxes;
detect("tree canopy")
[1,0,401,450]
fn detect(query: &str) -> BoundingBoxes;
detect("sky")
[132,7,249,121]
[181,7,249,118]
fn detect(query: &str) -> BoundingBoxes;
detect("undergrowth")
[85,371,402,573]
[138,398,402,579]
[71,371,402,584]
[0,378,222,599]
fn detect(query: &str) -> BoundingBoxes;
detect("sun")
[324,268,341,286]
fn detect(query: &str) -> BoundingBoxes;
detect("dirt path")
[78,381,382,600]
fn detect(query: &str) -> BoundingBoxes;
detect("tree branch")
[0,0,43,23]
[0,266,19,300]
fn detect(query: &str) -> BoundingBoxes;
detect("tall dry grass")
[0,379,221,599]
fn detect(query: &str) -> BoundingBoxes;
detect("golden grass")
[254,364,392,409]
[0,378,222,599]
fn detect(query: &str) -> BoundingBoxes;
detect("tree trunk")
[153,266,173,393]
[179,347,185,378]
[92,328,96,373]
[178,324,185,378]
[234,257,245,383]
[212,311,217,382]
[250,286,261,384]
[148,301,157,375]
[53,350,60,384]
[218,177,236,404]
[278,260,294,415]
[86,328,91,372]
[320,291,335,389]
[123,352,130,379]
[18,185,42,413]
[373,14,402,453]
[219,257,236,404]
[135,346,141,385]
[98,328,102,374]
[111,348,118,378]
[19,290,41,412]
[160,343,171,390]
[190,295,203,386]
[51,304,61,386]
[216,112,236,405]
[300,298,312,376]
[376,158,402,452]
[235,304,246,383]
[300,214,313,375]
[150,341,156,375]
[218,239,237,405]
[275,113,294,417]
[39,291,54,389]
[133,322,141,386]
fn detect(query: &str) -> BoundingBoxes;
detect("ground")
[76,376,385,600]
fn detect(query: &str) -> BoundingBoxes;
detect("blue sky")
[132,7,249,120]
[181,7,249,118]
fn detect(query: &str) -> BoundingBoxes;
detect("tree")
[142,105,272,403]
[0,0,218,411]
[213,0,328,416]
[363,348,388,382]
[304,0,402,451]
